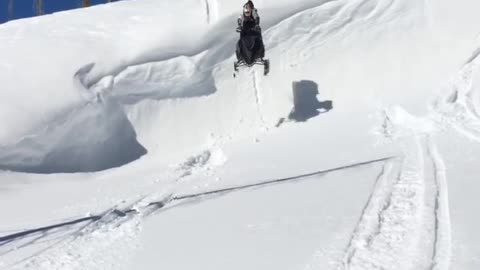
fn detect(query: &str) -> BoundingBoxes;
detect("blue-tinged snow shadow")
[0,98,147,174]
[288,80,333,122]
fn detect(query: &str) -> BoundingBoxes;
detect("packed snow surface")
[1,0,480,269]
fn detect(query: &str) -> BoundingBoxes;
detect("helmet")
[243,1,254,16]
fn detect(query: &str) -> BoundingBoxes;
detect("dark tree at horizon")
[8,0,14,20]
[34,0,44,15]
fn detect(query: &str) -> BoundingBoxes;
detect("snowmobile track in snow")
[427,138,451,270]
[0,157,393,257]
[434,47,480,143]
[341,136,451,270]
[252,70,267,127]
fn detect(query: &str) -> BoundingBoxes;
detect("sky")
[0,0,115,24]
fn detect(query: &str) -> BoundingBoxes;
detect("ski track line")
[2,204,134,269]
[341,138,426,270]
[436,47,480,142]
[466,91,480,120]
[342,159,398,267]
[438,92,480,142]
[426,137,452,270]
[298,0,399,61]
[448,123,480,143]
[341,136,451,270]
[204,0,210,24]
[296,0,365,60]
[452,49,480,135]
[252,70,267,128]
[0,157,393,269]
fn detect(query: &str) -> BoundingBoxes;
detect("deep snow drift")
[1,0,480,269]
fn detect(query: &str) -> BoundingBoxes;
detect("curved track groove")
[341,134,451,269]
[427,137,452,270]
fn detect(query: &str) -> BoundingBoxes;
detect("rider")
[236,1,265,61]
[237,1,260,32]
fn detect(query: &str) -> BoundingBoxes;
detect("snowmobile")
[234,23,270,77]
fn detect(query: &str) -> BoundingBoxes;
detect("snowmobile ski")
[233,58,270,77]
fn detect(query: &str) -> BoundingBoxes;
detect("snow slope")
[1,0,480,269]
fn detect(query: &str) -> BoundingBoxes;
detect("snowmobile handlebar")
[236,26,261,33]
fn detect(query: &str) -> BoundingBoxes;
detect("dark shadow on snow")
[288,80,333,122]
